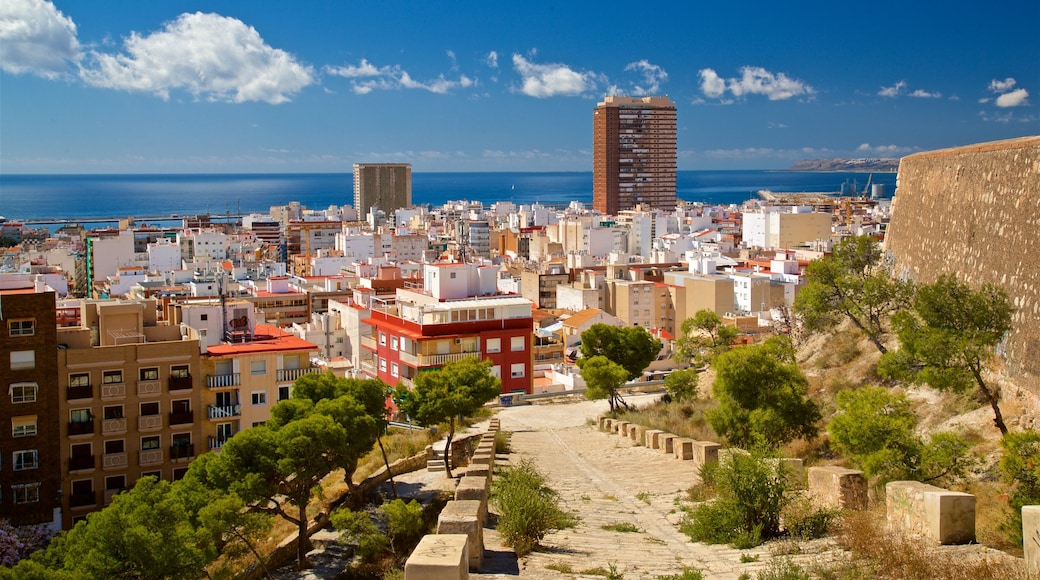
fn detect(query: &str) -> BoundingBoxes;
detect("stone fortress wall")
[884,136,1040,392]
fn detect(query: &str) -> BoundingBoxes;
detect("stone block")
[690,441,721,469]
[632,425,647,445]
[1024,505,1040,574]
[616,421,630,436]
[673,438,695,460]
[659,434,676,454]
[466,464,492,481]
[598,416,610,431]
[404,533,469,580]
[437,501,484,571]
[455,476,489,523]
[602,418,614,433]
[886,481,975,545]
[471,452,493,466]
[645,429,664,449]
[808,466,867,510]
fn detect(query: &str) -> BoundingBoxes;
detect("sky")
[0,0,1038,174]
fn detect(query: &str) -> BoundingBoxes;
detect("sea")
[0,170,896,227]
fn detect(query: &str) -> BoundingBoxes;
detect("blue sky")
[1,0,1037,173]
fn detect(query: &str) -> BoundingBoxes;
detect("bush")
[331,499,426,564]
[380,499,425,554]
[330,508,389,562]
[782,496,837,541]
[999,429,1040,547]
[664,369,699,402]
[491,459,577,555]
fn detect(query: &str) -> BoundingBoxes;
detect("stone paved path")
[474,394,838,580]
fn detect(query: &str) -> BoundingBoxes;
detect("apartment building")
[353,163,412,217]
[56,298,202,528]
[0,290,62,528]
[742,207,832,250]
[520,263,570,309]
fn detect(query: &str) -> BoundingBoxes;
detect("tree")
[673,310,738,367]
[663,368,700,402]
[879,274,1014,435]
[998,429,1040,547]
[580,355,632,412]
[396,357,500,478]
[578,323,662,381]
[828,386,972,484]
[794,235,914,354]
[706,337,820,449]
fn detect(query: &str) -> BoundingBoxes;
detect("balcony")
[139,448,163,465]
[360,335,377,350]
[208,404,241,420]
[102,452,127,470]
[137,380,161,397]
[138,414,162,431]
[69,455,95,472]
[169,410,194,425]
[360,359,376,376]
[68,420,94,436]
[102,417,127,434]
[168,374,193,391]
[101,382,126,399]
[208,436,230,450]
[170,444,195,461]
[417,350,481,366]
[206,373,240,388]
[398,351,419,365]
[66,384,93,400]
[69,491,97,508]
[276,366,318,382]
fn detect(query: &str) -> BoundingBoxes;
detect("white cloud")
[878,81,906,97]
[0,0,80,78]
[485,51,498,68]
[446,50,457,71]
[80,12,314,103]
[995,88,1029,107]
[910,89,941,98]
[624,59,667,95]
[857,143,914,155]
[326,58,473,94]
[879,81,940,99]
[511,53,598,98]
[989,77,1017,92]
[699,66,813,101]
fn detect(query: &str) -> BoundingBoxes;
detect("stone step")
[427,459,448,472]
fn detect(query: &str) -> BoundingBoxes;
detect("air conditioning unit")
[454,338,462,345]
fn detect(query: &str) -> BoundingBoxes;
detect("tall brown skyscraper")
[593,96,677,215]
[353,163,412,217]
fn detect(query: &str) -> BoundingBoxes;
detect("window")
[70,409,91,423]
[391,363,399,377]
[390,337,398,350]
[13,450,38,471]
[10,382,37,403]
[486,338,501,353]
[251,421,265,428]
[104,440,124,454]
[140,471,161,482]
[12,416,37,437]
[105,475,126,491]
[70,373,90,388]
[71,442,91,458]
[200,314,208,321]
[511,363,526,379]
[102,370,123,384]
[171,365,189,378]
[10,350,34,370]
[379,358,387,372]
[171,399,190,414]
[251,392,267,406]
[511,336,526,352]
[103,405,123,420]
[11,483,40,504]
[250,361,266,375]
[139,368,159,381]
[490,365,501,379]
[8,319,35,337]
[140,402,159,416]
[141,436,160,450]
[278,385,290,401]
[379,332,387,346]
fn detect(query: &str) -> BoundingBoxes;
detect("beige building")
[593,96,677,215]
[742,208,832,250]
[57,299,202,528]
[520,263,570,309]
[353,163,412,217]
[664,271,737,323]
[604,279,676,334]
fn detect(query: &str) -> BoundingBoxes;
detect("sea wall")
[884,136,1040,391]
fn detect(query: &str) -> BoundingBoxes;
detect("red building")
[360,262,534,394]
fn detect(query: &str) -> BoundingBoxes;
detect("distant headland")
[787,158,900,172]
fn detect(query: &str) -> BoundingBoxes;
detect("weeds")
[755,558,810,580]
[600,521,642,533]
[546,561,574,573]
[636,491,651,504]
[490,459,577,556]
[740,553,760,563]
[494,430,511,454]
[656,567,704,580]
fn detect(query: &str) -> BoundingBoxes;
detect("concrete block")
[632,425,647,445]
[455,476,489,523]
[691,441,721,469]
[886,481,975,544]
[1023,505,1040,574]
[808,466,867,510]
[598,416,610,431]
[404,533,469,580]
[673,438,695,460]
[466,464,492,482]
[471,452,493,466]
[645,429,664,449]
[659,434,676,454]
[615,421,630,436]
[437,501,484,571]
[602,418,614,433]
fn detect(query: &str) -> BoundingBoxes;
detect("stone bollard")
[632,425,647,446]
[673,438,695,460]
[471,451,494,466]
[437,500,484,572]
[616,421,630,436]
[691,441,721,469]
[466,464,492,482]
[659,434,677,454]
[645,429,664,449]
[598,416,610,431]
[1024,505,1040,574]
[405,534,469,580]
[808,466,867,510]
[886,481,976,544]
[455,476,489,524]
[603,418,614,433]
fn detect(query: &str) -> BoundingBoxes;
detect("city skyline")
[1,0,1038,175]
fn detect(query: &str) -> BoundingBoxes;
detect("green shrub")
[601,521,642,533]
[380,499,425,554]
[664,368,700,402]
[494,431,511,454]
[756,558,810,580]
[782,496,837,541]
[330,508,389,562]
[999,429,1040,547]
[656,567,704,580]
[491,459,577,555]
